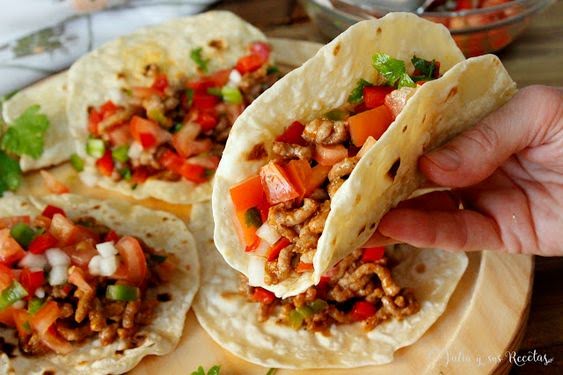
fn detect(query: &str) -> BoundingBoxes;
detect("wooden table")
[212,1,563,374]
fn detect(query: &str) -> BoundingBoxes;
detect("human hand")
[369,85,563,256]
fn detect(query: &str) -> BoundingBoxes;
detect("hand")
[369,85,563,256]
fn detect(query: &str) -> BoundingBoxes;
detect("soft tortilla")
[66,11,269,204]
[0,194,199,375]
[212,12,516,297]
[190,203,468,368]
[2,72,73,172]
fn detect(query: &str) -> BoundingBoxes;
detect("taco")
[2,73,72,172]
[67,11,281,204]
[0,194,199,374]
[212,12,516,297]
[191,203,467,368]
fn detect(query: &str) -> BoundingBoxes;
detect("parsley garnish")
[372,53,415,89]
[0,150,22,196]
[191,365,221,375]
[185,88,194,107]
[190,47,209,73]
[1,104,50,159]
[348,79,372,104]
[411,55,439,81]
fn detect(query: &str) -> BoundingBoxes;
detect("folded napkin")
[0,0,216,95]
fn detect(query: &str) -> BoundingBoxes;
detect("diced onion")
[247,256,266,286]
[256,223,280,245]
[80,169,98,187]
[228,69,242,86]
[128,141,143,159]
[45,248,70,267]
[49,265,68,286]
[19,253,48,269]
[35,287,46,299]
[12,301,25,309]
[88,255,102,276]
[99,256,117,277]
[96,241,117,257]
[252,240,271,258]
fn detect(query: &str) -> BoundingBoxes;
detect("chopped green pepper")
[119,168,132,181]
[221,86,243,104]
[185,88,194,108]
[244,207,262,229]
[171,123,183,133]
[308,299,328,313]
[86,138,105,158]
[147,109,168,126]
[106,285,140,301]
[266,66,280,75]
[70,153,84,172]
[324,109,347,121]
[28,298,44,315]
[0,281,28,310]
[206,87,222,97]
[296,305,314,319]
[10,222,37,247]
[112,146,129,163]
[288,309,304,329]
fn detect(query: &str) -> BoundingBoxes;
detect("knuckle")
[463,122,500,153]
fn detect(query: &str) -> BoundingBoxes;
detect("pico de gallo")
[242,246,419,331]
[82,41,280,187]
[230,53,441,285]
[0,206,176,355]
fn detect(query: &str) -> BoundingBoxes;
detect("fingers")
[363,231,397,247]
[377,208,503,252]
[420,85,563,188]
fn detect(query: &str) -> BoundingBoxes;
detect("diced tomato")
[107,123,132,146]
[276,121,307,146]
[62,240,97,269]
[456,0,474,10]
[230,175,268,213]
[96,150,114,177]
[266,237,290,261]
[0,216,31,230]
[0,264,14,290]
[192,93,219,110]
[68,266,92,292]
[260,162,300,205]
[40,326,73,354]
[362,247,385,262]
[131,167,150,184]
[33,215,51,231]
[196,111,218,131]
[384,88,414,119]
[284,159,312,199]
[104,230,120,243]
[236,53,266,74]
[100,100,119,118]
[250,41,271,60]
[30,301,60,335]
[357,136,376,158]
[0,307,15,326]
[363,86,394,109]
[129,116,170,149]
[131,86,160,99]
[305,165,330,196]
[314,144,348,166]
[49,214,82,246]
[172,123,201,157]
[40,170,69,195]
[296,262,313,273]
[42,205,66,219]
[316,275,331,298]
[0,229,25,266]
[115,236,148,286]
[20,268,45,296]
[187,155,220,170]
[12,309,31,338]
[151,73,169,93]
[252,287,275,304]
[187,70,230,93]
[159,150,185,174]
[209,69,232,87]
[351,301,377,321]
[179,163,208,183]
[349,105,393,147]
[88,108,102,136]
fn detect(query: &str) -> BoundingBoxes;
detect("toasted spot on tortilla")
[376,27,382,34]
[162,217,169,222]
[43,371,55,375]
[369,222,376,230]
[131,334,147,348]
[115,350,125,356]
[447,86,458,100]
[415,263,426,273]
[117,72,126,79]
[402,125,408,133]
[247,143,267,161]
[355,194,361,204]
[387,158,401,180]
[221,291,240,299]
[93,205,101,210]
[333,43,341,56]
[331,238,336,246]
[157,293,172,302]
[208,39,227,50]
[357,224,367,236]
[146,233,153,238]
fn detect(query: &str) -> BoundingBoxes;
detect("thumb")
[419,85,561,188]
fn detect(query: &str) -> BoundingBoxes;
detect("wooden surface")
[208,1,563,374]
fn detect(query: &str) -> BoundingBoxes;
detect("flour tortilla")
[212,12,516,298]
[66,11,269,204]
[3,72,73,172]
[0,194,199,375]
[190,203,467,368]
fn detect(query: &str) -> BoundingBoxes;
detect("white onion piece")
[12,301,25,309]
[96,241,117,257]
[45,248,70,267]
[247,256,266,286]
[256,223,280,245]
[252,240,271,258]
[80,169,98,187]
[99,256,117,277]
[88,255,102,276]
[49,265,68,286]
[35,287,46,299]
[228,69,242,86]
[18,253,48,269]
[128,141,143,159]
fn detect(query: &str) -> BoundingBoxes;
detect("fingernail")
[426,147,461,171]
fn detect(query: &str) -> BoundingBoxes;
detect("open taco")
[212,12,516,298]
[66,11,280,204]
[0,194,199,374]
[191,203,467,368]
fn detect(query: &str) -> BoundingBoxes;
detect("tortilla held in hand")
[212,12,516,298]
[67,11,280,204]
[0,194,199,374]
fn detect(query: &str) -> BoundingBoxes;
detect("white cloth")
[0,0,216,95]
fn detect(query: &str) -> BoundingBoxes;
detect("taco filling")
[84,41,280,186]
[230,54,441,285]
[241,246,419,332]
[0,205,176,355]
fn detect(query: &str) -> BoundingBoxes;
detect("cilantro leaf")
[191,366,205,375]
[348,79,372,104]
[1,104,50,159]
[190,47,209,73]
[372,54,415,89]
[207,365,221,375]
[0,150,22,196]
[411,55,439,81]
[266,369,278,375]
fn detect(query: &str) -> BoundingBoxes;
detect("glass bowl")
[301,0,555,56]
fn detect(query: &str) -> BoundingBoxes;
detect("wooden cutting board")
[17,38,533,375]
